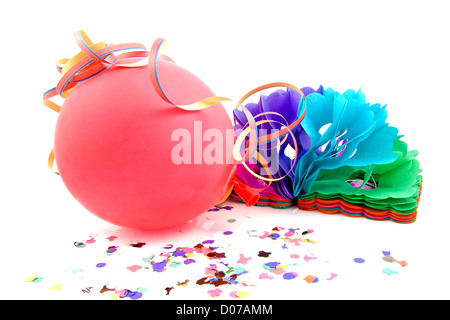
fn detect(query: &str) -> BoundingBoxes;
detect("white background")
[0,0,449,300]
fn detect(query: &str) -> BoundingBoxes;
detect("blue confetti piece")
[353,258,365,263]
[283,272,296,280]
[382,250,391,256]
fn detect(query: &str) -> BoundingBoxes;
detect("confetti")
[353,258,365,263]
[235,291,249,298]
[127,265,142,272]
[25,225,334,300]
[382,268,398,276]
[304,255,317,262]
[25,276,44,283]
[258,251,271,258]
[303,275,319,284]
[100,285,115,294]
[152,259,168,272]
[271,266,286,275]
[259,273,274,280]
[71,268,83,275]
[165,287,174,295]
[237,254,252,265]
[74,242,86,248]
[263,262,280,270]
[48,284,63,291]
[86,237,96,244]
[122,290,143,300]
[207,288,222,297]
[326,273,338,281]
[394,259,408,267]
[176,280,189,287]
[130,242,146,248]
[283,272,298,280]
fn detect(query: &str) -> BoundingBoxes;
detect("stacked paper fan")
[230,86,422,223]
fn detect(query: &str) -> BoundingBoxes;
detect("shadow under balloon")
[96,200,253,246]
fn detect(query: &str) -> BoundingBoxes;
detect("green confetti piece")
[382,267,398,276]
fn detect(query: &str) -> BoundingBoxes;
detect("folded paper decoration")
[231,87,422,223]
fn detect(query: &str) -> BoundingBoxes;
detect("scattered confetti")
[26,223,406,300]
[283,272,298,280]
[382,268,398,276]
[235,291,249,298]
[127,265,142,272]
[25,276,44,283]
[71,268,83,275]
[176,280,189,287]
[237,254,252,265]
[258,251,271,258]
[303,275,319,284]
[48,284,63,291]
[208,205,234,212]
[326,273,338,281]
[165,287,174,295]
[100,285,115,294]
[74,242,86,248]
[304,255,317,262]
[207,288,222,297]
[130,242,146,248]
[259,273,274,280]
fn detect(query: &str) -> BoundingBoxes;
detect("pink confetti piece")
[259,273,274,280]
[207,288,223,298]
[237,254,252,265]
[127,265,142,272]
[304,255,317,262]
[290,254,300,259]
[106,236,117,241]
[259,231,271,239]
[289,238,302,246]
[270,267,286,275]
[326,273,338,281]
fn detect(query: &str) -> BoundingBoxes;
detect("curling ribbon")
[43,30,307,205]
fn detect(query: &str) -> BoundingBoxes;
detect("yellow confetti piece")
[110,293,121,300]
[48,284,63,291]
[235,291,249,298]
[185,252,195,258]
[25,276,38,282]
[276,265,288,270]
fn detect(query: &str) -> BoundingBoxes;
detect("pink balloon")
[54,60,236,229]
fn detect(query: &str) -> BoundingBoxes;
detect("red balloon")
[54,59,236,229]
